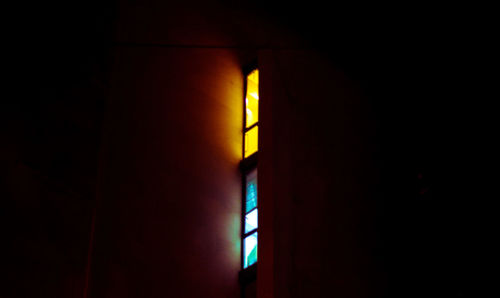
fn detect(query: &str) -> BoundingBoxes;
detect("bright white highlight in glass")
[249,92,259,100]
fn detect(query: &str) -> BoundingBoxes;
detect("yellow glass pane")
[244,126,258,158]
[246,69,259,128]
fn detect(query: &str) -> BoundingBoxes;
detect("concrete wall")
[1,0,111,295]
[89,46,245,298]
[1,159,95,298]
[258,50,382,298]
[86,2,298,297]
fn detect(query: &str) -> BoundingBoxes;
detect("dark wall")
[0,160,95,298]
[257,33,479,297]
[258,50,381,298]
[1,1,114,297]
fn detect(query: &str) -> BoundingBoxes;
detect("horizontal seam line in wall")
[111,41,313,50]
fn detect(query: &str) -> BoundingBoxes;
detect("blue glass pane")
[245,208,258,233]
[243,232,258,268]
[246,169,257,212]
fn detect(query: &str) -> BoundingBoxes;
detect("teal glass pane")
[245,208,258,233]
[246,169,257,212]
[243,232,258,268]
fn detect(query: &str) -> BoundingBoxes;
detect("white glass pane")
[243,232,258,268]
[245,208,258,233]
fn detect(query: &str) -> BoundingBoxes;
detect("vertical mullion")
[242,71,248,160]
[241,171,246,269]
[241,69,248,269]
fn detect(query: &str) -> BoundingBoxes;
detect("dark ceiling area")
[3,0,470,200]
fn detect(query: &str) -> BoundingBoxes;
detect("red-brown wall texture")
[258,50,380,298]
[89,47,245,298]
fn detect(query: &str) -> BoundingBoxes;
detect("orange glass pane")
[244,126,258,158]
[246,69,259,128]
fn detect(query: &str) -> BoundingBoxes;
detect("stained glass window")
[242,67,259,270]
[244,69,259,158]
[243,168,258,268]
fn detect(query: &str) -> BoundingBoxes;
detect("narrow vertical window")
[242,68,259,269]
[244,69,259,158]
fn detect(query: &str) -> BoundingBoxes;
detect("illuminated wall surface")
[244,69,259,158]
[244,168,258,268]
